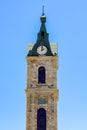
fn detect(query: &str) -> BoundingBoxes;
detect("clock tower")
[25,12,59,130]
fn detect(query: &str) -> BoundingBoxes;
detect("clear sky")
[0,0,87,130]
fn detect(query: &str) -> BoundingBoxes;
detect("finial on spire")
[41,5,46,23]
[42,5,44,16]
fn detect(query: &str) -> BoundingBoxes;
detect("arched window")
[41,31,44,38]
[38,67,46,84]
[37,108,46,130]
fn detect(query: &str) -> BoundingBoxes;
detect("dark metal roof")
[27,13,53,56]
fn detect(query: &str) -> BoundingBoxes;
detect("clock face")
[37,46,47,55]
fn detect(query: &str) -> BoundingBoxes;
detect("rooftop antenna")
[42,5,45,15]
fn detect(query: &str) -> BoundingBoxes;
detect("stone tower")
[25,12,59,130]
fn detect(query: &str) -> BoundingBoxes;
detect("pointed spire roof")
[27,9,53,56]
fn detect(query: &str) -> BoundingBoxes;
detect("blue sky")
[0,0,87,130]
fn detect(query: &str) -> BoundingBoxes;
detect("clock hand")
[41,46,44,51]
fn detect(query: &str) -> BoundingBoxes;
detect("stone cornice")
[26,56,58,61]
[26,56,58,69]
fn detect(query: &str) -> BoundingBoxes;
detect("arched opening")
[41,31,44,38]
[38,67,46,84]
[37,108,46,130]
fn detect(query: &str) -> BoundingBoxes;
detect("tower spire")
[42,5,44,16]
[27,8,53,56]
